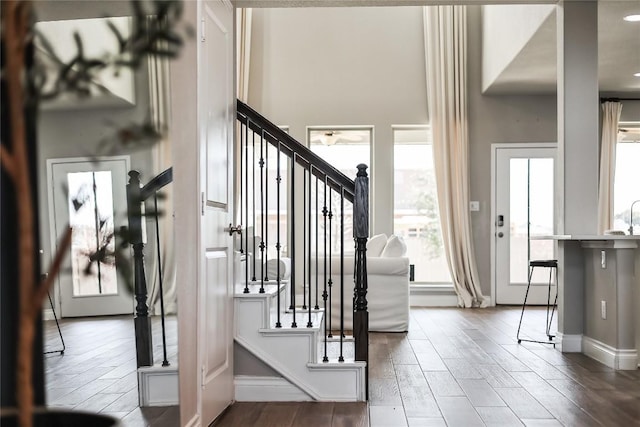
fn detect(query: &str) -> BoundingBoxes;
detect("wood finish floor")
[44,315,178,426]
[45,307,640,426]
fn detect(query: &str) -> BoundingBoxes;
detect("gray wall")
[248,5,558,300]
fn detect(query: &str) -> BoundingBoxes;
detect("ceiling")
[485,1,640,94]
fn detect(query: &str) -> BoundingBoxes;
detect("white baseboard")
[138,365,179,406]
[557,333,582,353]
[234,375,312,402]
[582,336,638,370]
[410,285,457,307]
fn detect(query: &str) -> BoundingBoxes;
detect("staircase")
[234,283,366,401]
[234,100,370,401]
[128,101,370,405]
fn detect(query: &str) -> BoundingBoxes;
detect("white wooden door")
[199,1,234,424]
[494,145,556,305]
[47,157,133,317]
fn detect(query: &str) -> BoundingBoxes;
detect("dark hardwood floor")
[45,307,640,426]
[44,314,178,427]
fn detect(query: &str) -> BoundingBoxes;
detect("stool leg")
[546,267,558,340]
[517,266,535,344]
[545,266,553,339]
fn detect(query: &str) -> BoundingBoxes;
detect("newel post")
[353,164,369,370]
[127,170,153,368]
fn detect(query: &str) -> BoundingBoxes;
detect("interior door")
[48,156,133,317]
[494,146,556,305]
[199,0,234,424]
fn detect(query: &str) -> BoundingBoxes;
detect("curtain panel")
[597,101,623,233]
[423,6,486,308]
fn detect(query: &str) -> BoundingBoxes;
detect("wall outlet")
[601,250,606,269]
[601,300,607,319]
[470,201,480,212]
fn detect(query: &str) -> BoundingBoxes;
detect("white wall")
[249,6,428,236]
[482,4,555,92]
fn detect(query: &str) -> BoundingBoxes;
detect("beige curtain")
[597,101,623,233]
[146,24,177,315]
[237,8,252,103]
[423,6,486,308]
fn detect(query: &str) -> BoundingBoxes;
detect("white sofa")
[327,234,410,332]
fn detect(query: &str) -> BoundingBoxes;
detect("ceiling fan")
[310,130,365,146]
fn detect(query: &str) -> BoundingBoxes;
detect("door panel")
[495,146,556,305]
[199,0,234,424]
[48,157,133,317]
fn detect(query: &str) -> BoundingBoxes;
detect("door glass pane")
[614,138,640,232]
[67,171,117,296]
[509,158,554,284]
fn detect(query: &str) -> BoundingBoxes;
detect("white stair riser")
[234,295,366,401]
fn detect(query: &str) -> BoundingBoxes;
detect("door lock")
[497,232,504,238]
[497,215,504,227]
[225,224,242,236]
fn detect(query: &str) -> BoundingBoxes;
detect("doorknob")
[225,224,242,236]
[497,232,504,238]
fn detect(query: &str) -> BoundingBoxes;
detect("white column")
[556,0,599,348]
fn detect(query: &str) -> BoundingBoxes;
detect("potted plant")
[0,1,188,425]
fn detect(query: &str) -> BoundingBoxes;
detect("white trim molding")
[410,284,457,307]
[138,365,179,406]
[582,336,638,370]
[234,376,312,402]
[556,332,582,353]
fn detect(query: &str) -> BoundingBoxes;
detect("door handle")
[225,224,242,236]
[497,215,504,227]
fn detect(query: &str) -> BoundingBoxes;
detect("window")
[613,124,640,232]
[308,127,372,254]
[393,127,451,284]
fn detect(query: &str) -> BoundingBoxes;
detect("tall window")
[613,125,640,232]
[309,127,372,254]
[393,127,451,284]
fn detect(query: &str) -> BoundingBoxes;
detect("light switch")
[470,201,480,212]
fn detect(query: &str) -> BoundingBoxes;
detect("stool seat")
[517,259,558,347]
[529,260,557,268]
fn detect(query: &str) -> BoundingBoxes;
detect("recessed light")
[624,14,640,22]
[635,72,640,77]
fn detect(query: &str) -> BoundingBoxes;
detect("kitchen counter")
[534,235,640,370]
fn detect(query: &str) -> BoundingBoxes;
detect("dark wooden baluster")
[327,183,333,339]
[290,153,297,328]
[127,171,153,368]
[243,120,251,293]
[353,164,369,397]
[153,193,170,367]
[239,120,244,254]
[315,173,320,310]
[339,185,345,362]
[303,167,307,311]
[275,141,282,328]
[264,132,269,282]
[251,131,257,282]
[259,130,265,293]
[307,166,313,328]
[322,177,329,362]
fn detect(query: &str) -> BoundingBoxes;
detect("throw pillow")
[367,233,388,257]
[381,235,407,257]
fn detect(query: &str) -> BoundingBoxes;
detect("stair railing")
[236,100,369,384]
[127,167,173,368]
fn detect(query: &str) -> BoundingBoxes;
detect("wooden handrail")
[141,167,173,201]
[237,100,355,203]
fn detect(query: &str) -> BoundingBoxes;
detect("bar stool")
[516,259,558,347]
